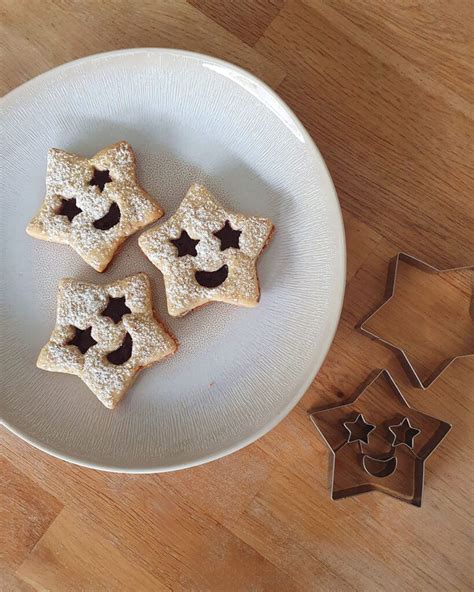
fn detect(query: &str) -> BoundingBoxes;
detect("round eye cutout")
[343,413,375,444]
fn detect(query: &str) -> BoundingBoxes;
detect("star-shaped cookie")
[26,141,163,271]
[37,273,177,409]
[139,184,274,316]
[310,370,451,505]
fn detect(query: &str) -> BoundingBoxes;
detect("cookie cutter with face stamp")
[358,252,474,389]
[310,369,451,506]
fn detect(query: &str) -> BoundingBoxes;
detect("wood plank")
[0,0,285,95]
[0,456,62,569]
[17,509,171,592]
[187,0,284,46]
[1,432,299,591]
[231,462,471,592]
[249,358,473,591]
[255,0,473,268]
[341,207,383,282]
[160,444,277,527]
[231,475,357,592]
[0,570,36,592]
[317,0,474,109]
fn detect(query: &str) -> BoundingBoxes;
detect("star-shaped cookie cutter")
[358,252,474,389]
[310,369,451,506]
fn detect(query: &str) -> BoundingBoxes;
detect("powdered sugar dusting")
[26,142,164,271]
[139,184,274,316]
[37,273,177,408]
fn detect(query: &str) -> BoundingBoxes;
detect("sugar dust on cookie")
[139,184,274,316]
[37,273,177,409]
[26,141,163,271]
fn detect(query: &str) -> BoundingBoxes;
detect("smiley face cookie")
[139,184,274,316]
[37,273,177,409]
[26,142,163,271]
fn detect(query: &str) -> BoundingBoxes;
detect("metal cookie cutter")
[310,369,451,506]
[358,252,474,389]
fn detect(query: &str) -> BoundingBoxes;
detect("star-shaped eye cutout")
[343,413,375,444]
[26,142,164,271]
[170,230,200,257]
[67,326,97,354]
[89,168,112,192]
[57,197,82,222]
[101,296,131,324]
[389,417,420,448]
[214,220,241,251]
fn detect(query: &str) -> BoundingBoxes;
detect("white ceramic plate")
[1,49,345,472]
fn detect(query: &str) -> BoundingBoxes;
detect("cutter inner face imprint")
[345,417,410,480]
[310,370,451,505]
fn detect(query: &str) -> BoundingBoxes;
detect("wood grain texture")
[188,0,284,46]
[1,432,298,592]
[255,0,473,269]
[17,510,171,592]
[0,0,285,94]
[321,0,474,108]
[0,457,62,569]
[1,0,473,590]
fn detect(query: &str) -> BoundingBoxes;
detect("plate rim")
[1,47,346,473]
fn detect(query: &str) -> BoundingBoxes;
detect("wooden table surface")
[1,1,473,590]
